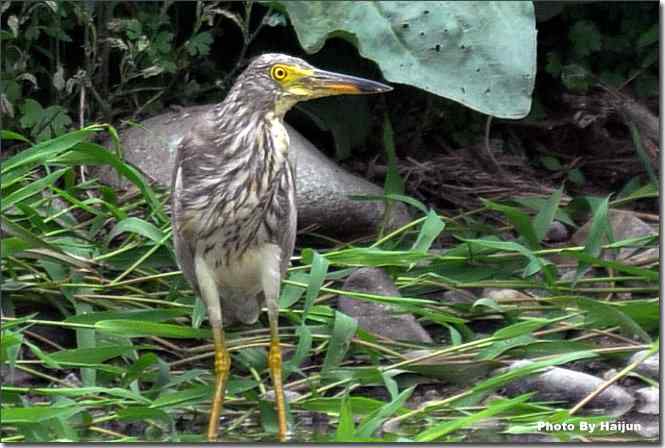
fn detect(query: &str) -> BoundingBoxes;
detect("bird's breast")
[174,115,295,288]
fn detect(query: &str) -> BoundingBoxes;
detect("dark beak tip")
[367,82,392,94]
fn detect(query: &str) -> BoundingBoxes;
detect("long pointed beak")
[308,69,392,95]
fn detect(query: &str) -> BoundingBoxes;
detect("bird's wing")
[277,162,297,279]
[171,135,199,294]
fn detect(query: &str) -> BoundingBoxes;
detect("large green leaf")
[279,1,536,118]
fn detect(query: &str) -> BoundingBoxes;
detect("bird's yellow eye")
[270,65,288,81]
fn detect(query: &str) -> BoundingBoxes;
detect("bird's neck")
[210,98,290,199]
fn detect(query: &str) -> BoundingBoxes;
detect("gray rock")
[442,289,476,305]
[0,364,33,386]
[264,389,302,402]
[571,210,657,261]
[544,221,569,243]
[500,361,635,417]
[338,268,432,343]
[98,105,410,237]
[624,412,660,439]
[602,368,618,381]
[63,372,83,388]
[634,387,659,414]
[482,288,535,303]
[630,351,659,380]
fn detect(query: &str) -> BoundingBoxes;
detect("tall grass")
[1,127,659,442]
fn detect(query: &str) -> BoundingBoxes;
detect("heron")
[171,53,391,441]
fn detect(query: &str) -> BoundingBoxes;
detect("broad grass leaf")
[562,250,658,280]
[533,187,563,241]
[117,406,171,422]
[279,271,309,308]
[107,217,166,244]
[302,250,329,319]
[24,340,61,368]
[408,306,467,325]
[571,195,612,285]
[509,340,596,357]
[552,296,651,343]
[1,127,99,175]
[616,299,659,332]
[1,129,32,144]
[1,237,33,257]
[381,371,399,401]
[65,308,190,325]
[415,394,532,441]
[151,384,209,408]
[0,216,89,268]
[462,238,553,284]
[123,353,160,386]
[49,346,136,365]
[284,324,312,377]
[324,247,427,267]
[1,331,23,362]
[11,386,149,403]
[1,405,83,424]
[476,334,537,360]
[402,360,496,384]
[583,195,611,258]
[483,199,540,249]
[612,181,658,206]
[335,394,355,442]
[355,386,414,438]
[2,167,69,212]
[299,395,402,417]
[95,320,211,339]
[493,320,549,340]
[411,210,445,253]
[514,196,576,227]
[57,141,166,221]
[322,311,358,373]
[469,350,597,395]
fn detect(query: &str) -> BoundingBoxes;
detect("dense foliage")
[1,1,659,443]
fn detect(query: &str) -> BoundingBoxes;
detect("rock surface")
[441,289,477,305]
[571,210,658,261]
[337,268,432,343]
[634,387,659,415]
[500,361,635,417]
[544,220,569,243]
[264,389,302,403]
[630,350,659,380]
[624,412,659,439]
[98,105,410,237]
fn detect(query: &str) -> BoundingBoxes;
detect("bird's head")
[235,53,392,114]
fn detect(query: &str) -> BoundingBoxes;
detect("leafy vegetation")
[1,0,659,443]
[1,124,658,442]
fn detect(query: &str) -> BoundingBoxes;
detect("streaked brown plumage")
[171,53,391,441]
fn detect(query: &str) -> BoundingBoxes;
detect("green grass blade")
[415,394,532,441]
[533,187,563,241]
[322,311,358,374]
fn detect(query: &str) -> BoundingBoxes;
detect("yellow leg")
[268,336,286,442]
[268,334,288,441]
[208,326,230,441]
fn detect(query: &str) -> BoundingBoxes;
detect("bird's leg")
[208,322,230,441]
[261,245,288,441]
[267,308,288,441]
[194,256,230,442]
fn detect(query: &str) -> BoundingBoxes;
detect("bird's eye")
[270,65,288,81]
